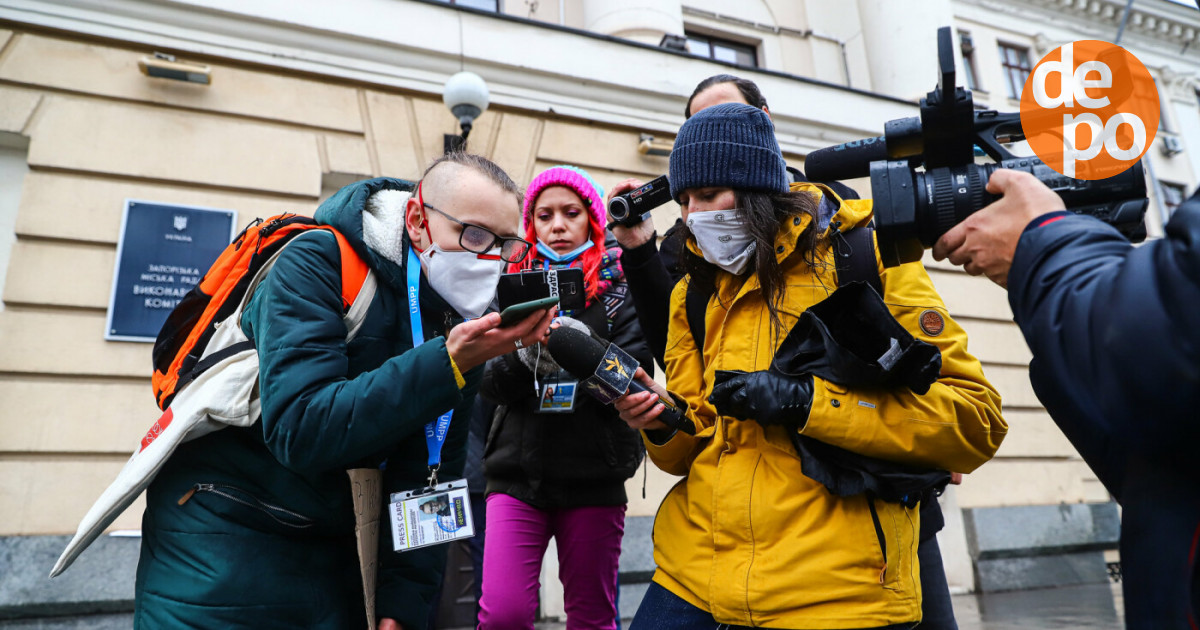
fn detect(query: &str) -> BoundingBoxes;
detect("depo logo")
[1020,40,1159,180]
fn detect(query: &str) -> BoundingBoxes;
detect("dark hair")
[685,74,769,118]
[682,190,821,337]
[423,152,522,201]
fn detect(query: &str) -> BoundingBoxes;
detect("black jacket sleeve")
[607,281,655,378]
[620,238,674,369]
[619,220,688,370]
[1007,197,1200,497]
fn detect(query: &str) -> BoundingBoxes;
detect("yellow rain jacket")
[646,183,1006,629]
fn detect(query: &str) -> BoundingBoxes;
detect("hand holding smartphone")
[498,296,560,327]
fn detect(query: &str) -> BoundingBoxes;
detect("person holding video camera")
[134,154,554,630]
[477,165,650,630]
[933,169,1200,629]
[612,103,1006,629]
[612,74,860,369]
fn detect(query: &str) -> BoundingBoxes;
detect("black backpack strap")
[685,278,713,353]
[834,223,884,296]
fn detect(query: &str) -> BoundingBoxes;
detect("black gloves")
[708,370,814,431]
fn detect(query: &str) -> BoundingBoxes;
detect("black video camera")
[607,175,673,228]
[804,27,1149,268]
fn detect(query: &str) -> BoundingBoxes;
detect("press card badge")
[538,372,578,414]
[393,245,474,552]
[389,480,475,552]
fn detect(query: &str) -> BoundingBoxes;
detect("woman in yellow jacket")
[615,102,1006,629]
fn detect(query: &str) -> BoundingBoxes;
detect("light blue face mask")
[536,239,594,263]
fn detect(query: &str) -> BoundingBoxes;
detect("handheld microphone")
[546,327,695,435]
[804,135,889,182]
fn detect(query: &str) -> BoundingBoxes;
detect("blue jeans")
[629,582,916,630]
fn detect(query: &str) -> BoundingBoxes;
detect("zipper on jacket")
[177,483,315,529]
[866,491,888,584]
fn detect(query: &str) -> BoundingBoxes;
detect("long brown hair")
[683,189,821,336]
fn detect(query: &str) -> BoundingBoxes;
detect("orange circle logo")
[1020,40,1159,181]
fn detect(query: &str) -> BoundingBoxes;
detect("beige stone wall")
[0,27,678,535]
[0,21,1106,540]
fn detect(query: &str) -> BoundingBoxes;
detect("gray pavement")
[953,582,1123,630]
[0,583,1123,629]
[526,582,1125,629]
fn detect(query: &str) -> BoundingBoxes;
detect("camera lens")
[608,197,631,223]
[913,165,988,246]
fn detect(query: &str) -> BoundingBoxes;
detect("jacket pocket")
[178,483,315,530]
[865,493,915,592]
[864,492,896,589]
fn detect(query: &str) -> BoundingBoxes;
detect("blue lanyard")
[407,245,454,477]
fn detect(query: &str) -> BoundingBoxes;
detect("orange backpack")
[151,214,371,410]
[52,214,378,579]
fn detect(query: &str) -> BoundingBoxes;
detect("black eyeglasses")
[421,202,532,264]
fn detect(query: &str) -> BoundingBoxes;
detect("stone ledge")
[975,551,1110,593]
[963,502,1120,593]
[0,613,133,629]
[964,502,1120,559]
[0,535,138,620]
[617,515,655,579]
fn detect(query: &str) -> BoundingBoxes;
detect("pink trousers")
[477,493,626,630]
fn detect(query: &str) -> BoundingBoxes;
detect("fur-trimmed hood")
[314,177,416,291]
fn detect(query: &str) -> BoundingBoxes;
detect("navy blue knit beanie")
[669,102,789,201]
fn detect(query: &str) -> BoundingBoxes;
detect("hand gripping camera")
[804,27,1149,267]
[607,175,673,228]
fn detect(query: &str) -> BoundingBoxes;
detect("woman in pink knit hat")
[478,165,652,629]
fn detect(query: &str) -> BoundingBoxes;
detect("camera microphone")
[804,136,890,182]
[546,327,695,435]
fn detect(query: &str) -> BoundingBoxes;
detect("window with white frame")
[1160,181,1188,219]
[998,43,1032,100]
[432,0,498,11]
[960,31,980,91]
[685,32,758,68]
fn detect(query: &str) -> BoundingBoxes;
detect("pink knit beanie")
[522,165,606,231]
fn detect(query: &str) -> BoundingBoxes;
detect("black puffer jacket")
[1009,192,1200,630]
[481,279,651,508]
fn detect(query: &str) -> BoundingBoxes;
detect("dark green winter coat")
[134,178,480,629]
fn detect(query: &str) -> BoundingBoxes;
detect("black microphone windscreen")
[805,136,888,182]
[545,327,607,378]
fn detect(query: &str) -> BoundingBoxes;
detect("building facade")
[0,0,1196,624]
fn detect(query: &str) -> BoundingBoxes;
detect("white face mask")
[417,244,504,319]
[687,208,756,275]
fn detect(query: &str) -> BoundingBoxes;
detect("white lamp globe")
[443,71,490,130]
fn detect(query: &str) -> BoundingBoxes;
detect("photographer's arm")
[932,169,1065,287]
[609,178,678,368]
[617,237,674,368]
[1006,189,1200,440]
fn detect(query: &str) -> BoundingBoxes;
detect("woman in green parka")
[134,154,554,629]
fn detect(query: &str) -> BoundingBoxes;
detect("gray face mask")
[687,208,756,275]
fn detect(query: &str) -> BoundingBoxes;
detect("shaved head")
[406,154,523,252]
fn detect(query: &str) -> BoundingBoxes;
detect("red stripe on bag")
[140,408,174,452]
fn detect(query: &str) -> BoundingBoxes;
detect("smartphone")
[498,296,559,327]
[497,269,585,312]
